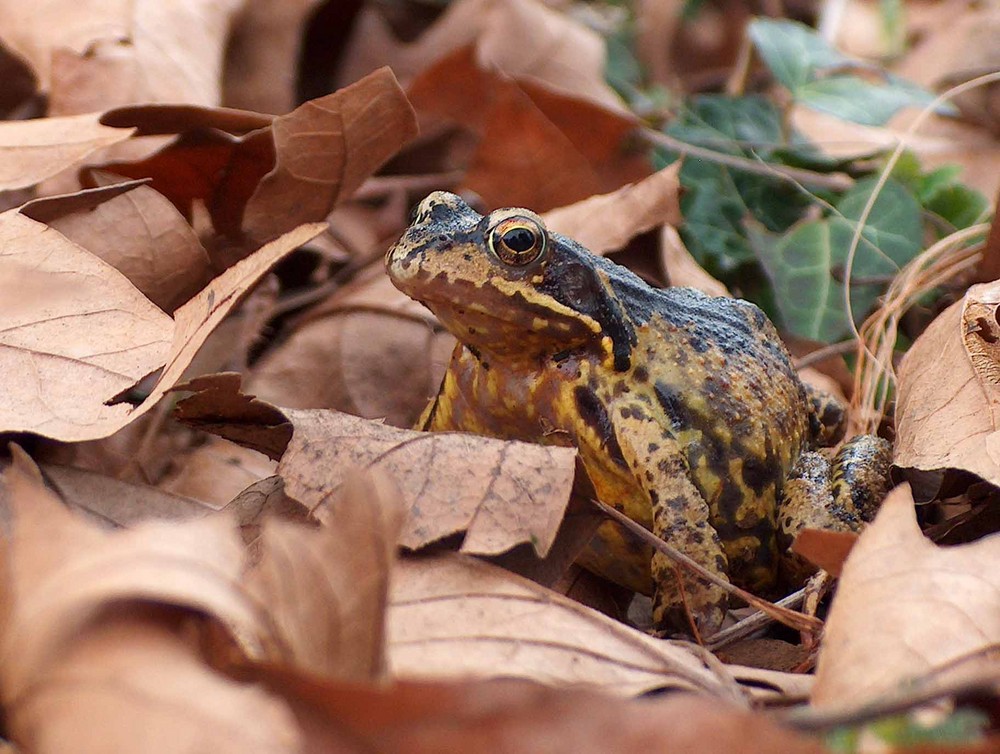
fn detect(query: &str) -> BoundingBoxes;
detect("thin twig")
[706,588,808,651]
[792,339,857,370]
[637,128,854,191]
[590,498,823,635]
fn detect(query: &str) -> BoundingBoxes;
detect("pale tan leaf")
[895,282,1000,487]
[475,0,626,113]
[158,437,276,508]
[0,0,244,113]
[0,114,134,190]
[388,554,741,698]
[41,464,216,527]
[0,211,174,438]
[10,612,300,754]
[812,484,1000,707]
[279,408,577,558]
[242,67,418,243]
[35,181,212,312]
[247,470,404,682]
[541,163,681,255]
[260,673,826,754]
[0,450,265,702]
[0,220,325,441]
[660,225,730,296]
[247,272,453,427]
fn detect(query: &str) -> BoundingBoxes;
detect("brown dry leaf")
[474,0,625,112]
[338,0,623,113]
[789,529,858,579]
[388,553,740,698]
[660,224,730,295]
[790,107,1000,201]
[223,0,326,115]
[0,0,244,113]
[157,437,277,508]
[0,450,265,704]
[13,610,300,754]
[246,471,404,682]
[172,373,578,558]
[409,46,646,211]
[40,463,216,527]
[279,408,577,558]
[97,68,418,243]
[0,218,325,441]
[0,114,134,191]
[541,163,681,254]
[812,484,1000,707]
[0,210,174,438]
[892,5,1000,134]
[242,67,418,243]
[261,673,825,754]
[247,271,454,427]
[26,179,212,312]
[895,281,1000,487]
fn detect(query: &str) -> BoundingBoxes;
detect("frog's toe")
[831,434,892,523]
[778,435,891,581]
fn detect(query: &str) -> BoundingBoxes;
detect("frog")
[386,191,892,636]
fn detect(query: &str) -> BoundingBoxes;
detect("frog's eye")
[488,217,546,266]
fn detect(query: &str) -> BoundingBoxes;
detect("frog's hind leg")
[610,404,730,637]
[777,435,892,582]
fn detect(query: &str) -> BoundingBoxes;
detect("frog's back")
[606,267,810,589]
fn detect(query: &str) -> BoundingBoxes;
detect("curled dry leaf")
[339,0,624,113]
[246,470,405,682]
[895,281,1000,487]
[40,463,216,528]
[97,67,418,244]
[0,210,173,438]
[812,484,1000,707]
[0,0,244,113]
[157,436,277,508]
[0,450,263,705]
[280,408,576,558]
[247,271,454,427]
[388,554,741,699]
[257,673,826,754]
[12,611,300,754]
[0,216,325,441]
[25,180,213,312]
[173,373,577,559]
[541,162,681,255]
[0,113,133,191]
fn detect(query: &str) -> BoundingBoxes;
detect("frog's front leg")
[609,403,730,636]
[777,435,892,583]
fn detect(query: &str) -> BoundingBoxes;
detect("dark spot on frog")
[653,382,690,430]
[462,252,473,261]
[633,365,649,383]
[573,386,628,468]
[741,453,777,497]
[647,442,659,453]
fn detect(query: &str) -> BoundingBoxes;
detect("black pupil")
[502,227,535,253]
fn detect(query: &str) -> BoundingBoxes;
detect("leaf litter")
[0,0,998,751]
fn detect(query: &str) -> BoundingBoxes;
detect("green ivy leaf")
[748,18,937,125]
[663,95,816,272]
[752,178,922,341]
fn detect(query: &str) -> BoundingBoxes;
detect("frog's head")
[387,191,635,370]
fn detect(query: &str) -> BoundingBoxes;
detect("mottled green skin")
[387,191,890,635]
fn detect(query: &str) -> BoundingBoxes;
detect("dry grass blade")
[851,223,987,434]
